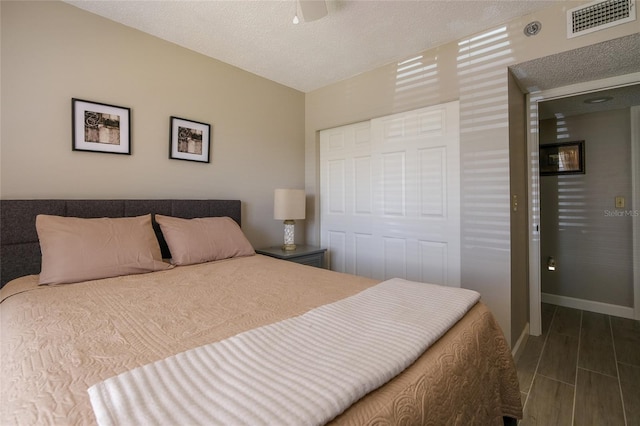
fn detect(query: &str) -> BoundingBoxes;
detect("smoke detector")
[524,21,542,36]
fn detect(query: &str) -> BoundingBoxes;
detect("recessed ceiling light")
[584,96,613,104]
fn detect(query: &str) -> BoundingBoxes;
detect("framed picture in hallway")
[169,116,211,163]
[539,140,585,175]
[72,98,131,155]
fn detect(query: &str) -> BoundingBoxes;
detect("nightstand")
[255,245,327,269]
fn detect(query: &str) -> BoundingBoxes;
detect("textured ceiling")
[511,33,640,93]
[510,33,640,119]
[65,0,559,93]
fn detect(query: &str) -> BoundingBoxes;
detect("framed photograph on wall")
[169,117,211,163]
[72,98,131,155]
[539,140,585,175]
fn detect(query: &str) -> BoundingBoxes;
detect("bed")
[0,199,522,425]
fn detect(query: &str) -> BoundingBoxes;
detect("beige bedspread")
[1,255,521,425]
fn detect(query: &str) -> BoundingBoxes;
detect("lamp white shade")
[274,189,306,220]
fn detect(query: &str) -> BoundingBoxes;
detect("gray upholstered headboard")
[0,199,241,287]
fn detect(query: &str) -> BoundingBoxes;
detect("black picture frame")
[72,98,131,155]
[169,116,211,163]
[539,141,585,176]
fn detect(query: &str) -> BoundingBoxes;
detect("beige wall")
[540,109,634,307]
[305,1,640,343]
[0,1,305,248]
[508,72,529,346]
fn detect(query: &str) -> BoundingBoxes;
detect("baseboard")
[541,293,635,319]
[511,322,529,363]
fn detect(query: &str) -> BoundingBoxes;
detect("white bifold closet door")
[320,101,460,287]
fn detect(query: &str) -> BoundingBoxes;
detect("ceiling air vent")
[567,0,636,38]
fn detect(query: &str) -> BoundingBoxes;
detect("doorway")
[527,77,640,335]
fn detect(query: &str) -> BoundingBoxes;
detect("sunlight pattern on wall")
[529,94,542,242]
[457,27,512,133]
[553,113,571,140]
[542,112,587,233]
[556,176,587,228]
[393,54,440,111]
[459,148,510,251]
[457,26,514,256]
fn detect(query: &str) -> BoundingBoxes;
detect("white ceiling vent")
[567,0,636,38]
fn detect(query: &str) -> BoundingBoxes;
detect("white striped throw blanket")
[88,278,480,426]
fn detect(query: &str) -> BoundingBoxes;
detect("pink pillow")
[155,215,255,266]
[36,214,170,285]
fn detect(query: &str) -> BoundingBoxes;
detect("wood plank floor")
[517,303,640,426]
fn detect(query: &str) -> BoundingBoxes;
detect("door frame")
[527,72,640,335]
[632,104,640,320]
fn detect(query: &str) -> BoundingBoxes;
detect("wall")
[0,1,306,248]
[508,71,529,346]
[540,108,633,308]
[305,1,640,344]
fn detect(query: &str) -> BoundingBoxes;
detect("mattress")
[0,254,522,425]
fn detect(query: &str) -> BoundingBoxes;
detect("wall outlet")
[615,196,625,209]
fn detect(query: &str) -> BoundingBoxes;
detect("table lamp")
[274,188,305,251]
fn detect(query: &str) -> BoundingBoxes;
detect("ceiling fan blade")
[299,0,328,22]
